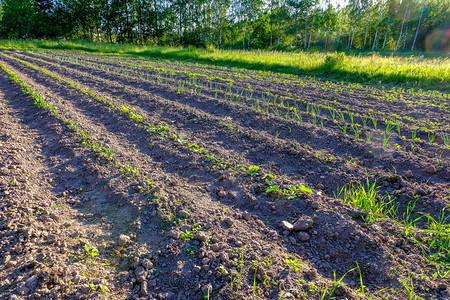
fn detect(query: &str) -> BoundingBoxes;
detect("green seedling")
[246,165,260,179]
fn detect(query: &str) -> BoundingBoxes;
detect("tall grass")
[1,39,449,92]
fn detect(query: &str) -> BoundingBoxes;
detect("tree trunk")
[270,20,273,47]
[411,5,424,51]
[304,11,309,48]
[372,1,384,51]
[337,14,342,46]
[243,27,245,49]
[363,19,369,48]
[382,16,390,49]
[325,20,329,50]
[295,16,298,49]
[308,13,314,48]
[248,23,251,48]
[395,4,409,52]
[219,19,222,49]
[402,21,408,50]
[277,11,281,47]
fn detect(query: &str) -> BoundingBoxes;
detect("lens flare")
[425,27,450,53]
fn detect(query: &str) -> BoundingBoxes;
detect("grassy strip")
[339,177,450,270]
[3,53,313,200]
[1,40,449,92]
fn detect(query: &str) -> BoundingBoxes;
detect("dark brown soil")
[0,49,449,300]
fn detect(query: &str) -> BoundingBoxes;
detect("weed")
[338,178,396,224]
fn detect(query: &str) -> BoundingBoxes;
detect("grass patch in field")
[1,39,449,92]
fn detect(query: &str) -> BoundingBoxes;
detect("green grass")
[1,39,449,92]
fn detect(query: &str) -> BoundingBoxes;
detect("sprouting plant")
[369,111,377,129]
[399,275,421,300]
[312,112,318,126]
[351,124,362,140]
[337,122,348,136]
[246,165,260,179]
[274,131,280,142]
[147,124,170,137]
[266,184,280,195]
[366,131,374,144]
[386,118,395,134]
[337,110,346,123]
[361,114,369,128]
[263,173,277,185]
[284,254,307,272]
[328,107,336,121]
[411,129,418,141]
[428,131,436,144]
[443,130,449,147]
[185,245,197,255]
[231,249,245,292]
[383,133,392,149]
[122,161,132,174]
[316,150,323,160]
[347,110,354,124]
[83,244,99,259]
[180,231,194,242]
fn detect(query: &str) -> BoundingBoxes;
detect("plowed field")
[0,50,449,300]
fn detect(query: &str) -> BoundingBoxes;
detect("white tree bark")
[308,13,315,48]
[363,18,369,48]
[382,16,390,49]
[395,4,409,52]
[304,11,309,48]
[411,5,424,51]
[372,0,384,50]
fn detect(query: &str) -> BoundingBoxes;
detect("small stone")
[6,260,17,268]
[217,190,227,198]
[311,202,319,209]
[140,281,148,297]
[46,234,57,243]
[289,237,297,244]
[219,252,229,262]
[229,191,238,199]
[403,170,413,178]
[194,232,208,242]
[167,230,180,239]
[242,212,251,221]
[224,217,234,227]
[424,165,436,175]
[316,183,324,190]
[297,232,310,241]
[280,221,294,231]
[142,258,153,269]
[135,266,146,281]
[178,210,188,218]
[367,151,374,158]
[201,284,213,294]
[180,224,191,232]
[293,217,313,231]
[193,265,201,273]
[17,285,30,295]
[415,187,427,196]
[118,234,131,247]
